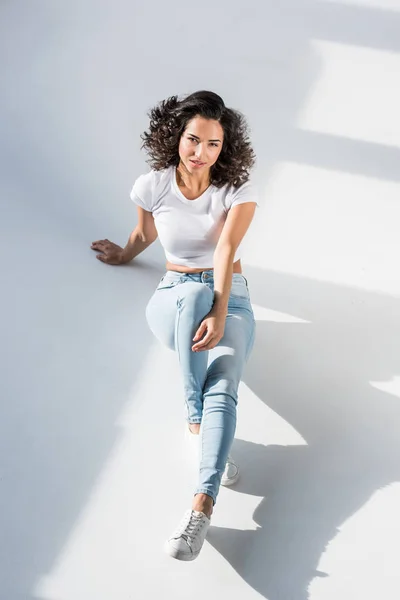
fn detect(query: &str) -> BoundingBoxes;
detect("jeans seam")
[245,319,256,362]
[175,296,192,421]
[176,294,205,422]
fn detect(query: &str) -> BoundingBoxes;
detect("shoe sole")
[164,542,200,561]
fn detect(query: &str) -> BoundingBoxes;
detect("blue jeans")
[145,270,256,504]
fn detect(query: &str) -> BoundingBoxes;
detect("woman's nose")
[195,144,205,159]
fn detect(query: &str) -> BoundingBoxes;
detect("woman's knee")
[178,283,214,317]
[145,283,213,349]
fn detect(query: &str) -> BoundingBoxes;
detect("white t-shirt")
[130,165,258,268]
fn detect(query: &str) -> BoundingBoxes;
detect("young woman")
[91,90,258,561]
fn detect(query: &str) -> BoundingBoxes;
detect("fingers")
[193,338,218,352]
[192,330,216,352]
[193,322,207,342]
[92,239,122,265]
[91,239,110,251]
[198,341,217,351]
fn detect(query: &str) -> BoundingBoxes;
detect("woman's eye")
[187,138,218,147]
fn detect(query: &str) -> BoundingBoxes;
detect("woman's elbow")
[137,227,158,245]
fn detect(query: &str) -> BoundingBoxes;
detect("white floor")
[2,250,400,600]
[2,1,400,599]
[31,328,400,600]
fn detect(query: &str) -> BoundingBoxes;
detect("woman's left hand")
[192,309,226,352]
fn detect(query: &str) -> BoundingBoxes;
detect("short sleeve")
[130,170,156,212]
[228,180,259,210]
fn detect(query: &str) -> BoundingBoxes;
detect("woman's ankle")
[192,493,213,518]
[188,423,201,435]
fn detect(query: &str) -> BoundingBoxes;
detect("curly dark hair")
[140,90,256,188]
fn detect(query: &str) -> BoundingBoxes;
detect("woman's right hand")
[91,239,125,265]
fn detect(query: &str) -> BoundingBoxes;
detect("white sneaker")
[185,424,201,462]
[164,509,211,561]
[185,425,240,487]
[221,455,240,486]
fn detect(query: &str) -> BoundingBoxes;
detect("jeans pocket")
[230,275,250,299]
[156,273,183,290]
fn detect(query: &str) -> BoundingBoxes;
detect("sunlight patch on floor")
[309,483,400,600]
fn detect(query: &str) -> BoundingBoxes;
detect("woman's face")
[178,116,224,175]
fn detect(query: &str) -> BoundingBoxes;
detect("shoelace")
[175,511,205,544]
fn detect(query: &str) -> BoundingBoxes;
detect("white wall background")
[1,1,400,599]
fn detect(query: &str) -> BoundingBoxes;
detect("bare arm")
[91,207,158,264]
[192,201,257,351]
[212,202,256,313]
[120,207,158,262]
